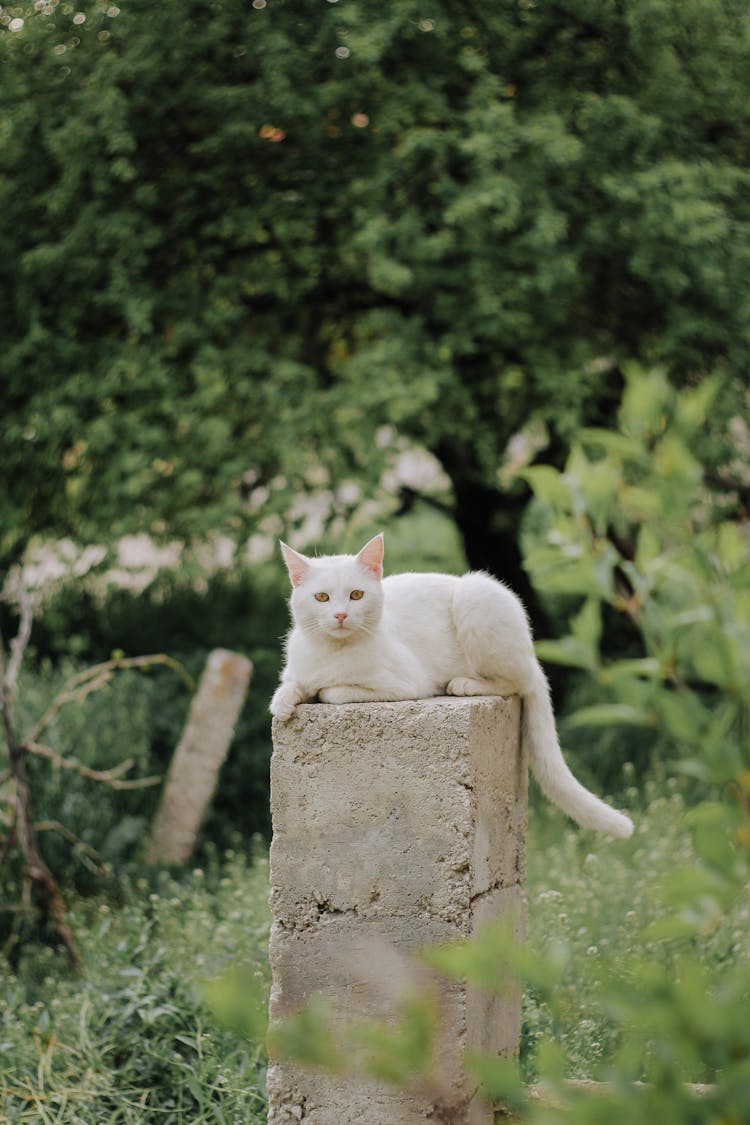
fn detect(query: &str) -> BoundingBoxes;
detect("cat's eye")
[350,589,365,601]
[314,592,330,602]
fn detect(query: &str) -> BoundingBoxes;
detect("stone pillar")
[268,697,526,1125]
[147,649,252,865]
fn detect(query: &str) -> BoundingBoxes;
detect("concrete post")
[147,649,252,865]
[268,697,526,1125]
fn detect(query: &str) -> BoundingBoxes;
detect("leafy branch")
[0,580,191,966]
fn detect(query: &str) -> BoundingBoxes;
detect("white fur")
[271,534,633,838]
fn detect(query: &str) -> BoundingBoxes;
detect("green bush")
[521,365,749,792]
[521,783,750,1086]
[4,0,750,621]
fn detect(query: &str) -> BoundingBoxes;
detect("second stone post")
[268,696,527,1125]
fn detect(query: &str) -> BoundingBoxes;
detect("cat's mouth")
[327,618,354,638]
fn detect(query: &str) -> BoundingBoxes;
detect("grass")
[1,783,746,1122]
[0,848,271,1124]
[524,778,750,1085]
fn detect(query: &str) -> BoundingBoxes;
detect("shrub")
[521,365,749,794]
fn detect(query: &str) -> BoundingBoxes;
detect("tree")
[2,0,749,628]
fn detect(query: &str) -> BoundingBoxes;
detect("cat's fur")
[270,533,633,838]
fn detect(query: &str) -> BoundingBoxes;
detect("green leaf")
[640,916,703,942]
[619,364,670,438]
[600,658,662,682]
[715,520,749,574]
[466,1050,525,1111]
[200,963,269,1042]
[674,375,721,437]
[651,690,710,746]
[565,445,622,535]
[571,596,602,654]
[652,432,702,491]
[564,703,652,729]
[266,998,344,1073]
[658,864,730,907]
[424,922,565,995]
[535,637,597,671]
[579,427,649,463]
[635,524,662,570]
[521,465,572,509]
[353,995,436,1085]
[537,1036,568,1082]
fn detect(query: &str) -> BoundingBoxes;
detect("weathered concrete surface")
[268,697,526,1125]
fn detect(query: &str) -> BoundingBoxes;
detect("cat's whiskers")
[299,619,324,638]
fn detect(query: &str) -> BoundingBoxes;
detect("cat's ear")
[356,533,384,580]
[279,541,311,588]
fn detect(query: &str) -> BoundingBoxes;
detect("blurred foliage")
[522,364,750,792]
[462,366,750,1116]
[2,0,750,610]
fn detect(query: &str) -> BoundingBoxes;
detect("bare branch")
[29,653,194,743]
[23,739,161,790]
[0,821,16,866]
[0,633,14,757]
[34,820,106,872]
[5,587,33,697]
[0,608,186,965]
[0,595,81,968]
[396,484,454,520]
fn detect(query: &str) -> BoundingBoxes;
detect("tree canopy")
[2,0,749,608]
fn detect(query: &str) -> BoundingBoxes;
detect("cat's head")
[279,533,384,641]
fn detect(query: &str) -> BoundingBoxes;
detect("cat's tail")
[523,667,634,838]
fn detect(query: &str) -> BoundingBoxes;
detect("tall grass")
[3,782,746,1122]
[0,850,270,1124]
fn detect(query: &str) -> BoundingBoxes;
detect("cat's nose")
[333,612,348,622]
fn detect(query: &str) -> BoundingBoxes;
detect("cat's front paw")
[270,684,300,721]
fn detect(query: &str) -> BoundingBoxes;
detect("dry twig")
[23,739,161,790]
[33,820,106,873]
[29,653,193,744]
[0,584,189,966]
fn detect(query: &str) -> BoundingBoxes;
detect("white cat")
[270,533,633,838]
